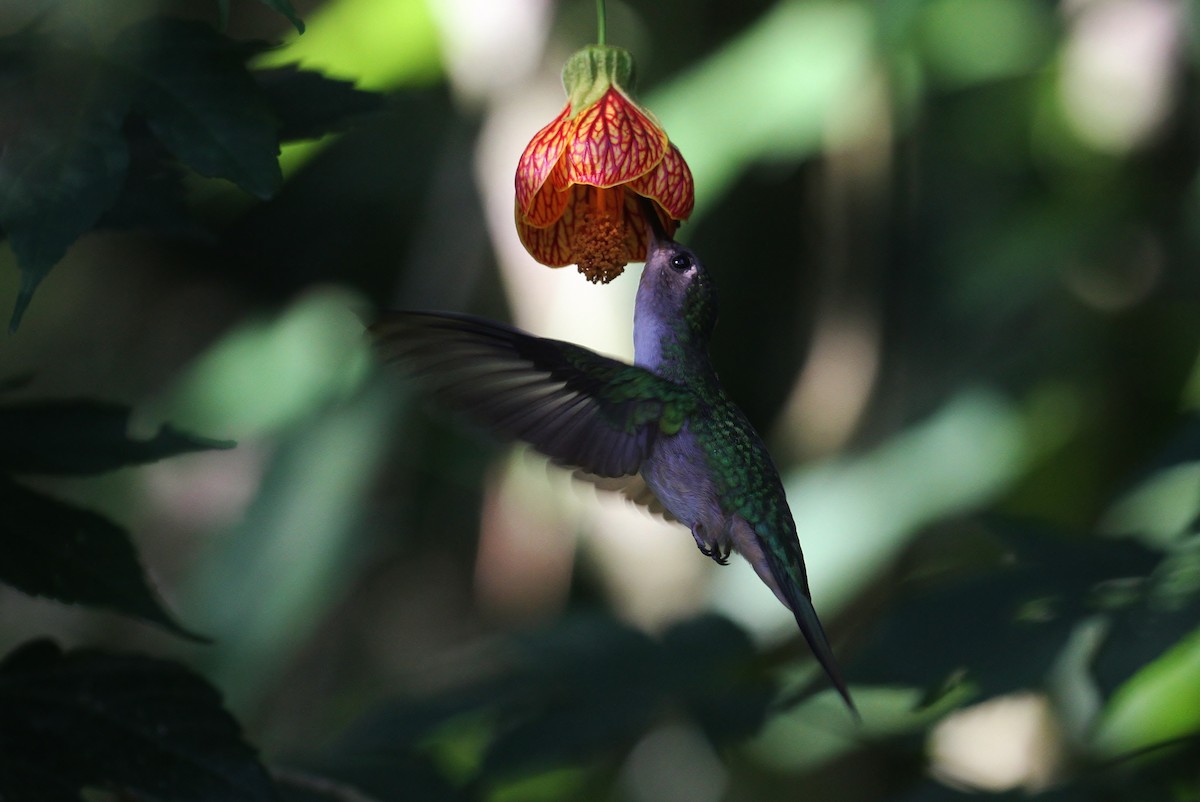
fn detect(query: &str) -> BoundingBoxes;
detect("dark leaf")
[98,120,203,236]
[0,399,234,475]
[112,19,282,199]
[1114,417,1200,494]
[850,525,1162,700]
[255,66,386,142]
[0,30,131,330]
[481,615,774,776]
[479,616,661,777]
[1092,542,1200,697]
[660,614,775,741]
[0,639,277,802]
[257,0,306,34]
[322,614,777,786]
[0,478,202,640]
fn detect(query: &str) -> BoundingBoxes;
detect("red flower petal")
[566,88,668,189]
[515,196,575,267]
[628,143,694,221]
[515,104,572,215]
[619,189,678,262]
[521,166,570,228]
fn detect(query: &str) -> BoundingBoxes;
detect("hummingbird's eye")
[670,253,693,271]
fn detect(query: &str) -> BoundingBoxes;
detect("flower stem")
[596,0,606,45]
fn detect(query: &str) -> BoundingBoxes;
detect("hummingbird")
[371,209,855,714]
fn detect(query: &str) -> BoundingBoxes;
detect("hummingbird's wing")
[573,470,678,522]
[371,311,695,479]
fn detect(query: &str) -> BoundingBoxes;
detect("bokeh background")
[2,0,1200,799]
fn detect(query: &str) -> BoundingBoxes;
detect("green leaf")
[849,524,1161,700]
[112,19,282,199]
[324,613,775,787]
[0,640,277,802]
[0,478,202,640]
[0,399,234,475]
[98,127,198,235]
[1092,542,1200,698]
[258,0,305,34]
[0,31,131,331]
[254,66,385,142]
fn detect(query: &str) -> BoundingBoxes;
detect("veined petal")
[516,198,575,267]
[620,189,678,262]
[515,104,572,214]
[628,143,694,221]
[521,171,570,228]
[566,88,668,189]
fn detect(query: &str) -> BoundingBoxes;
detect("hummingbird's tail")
[753,537,857,719]
[733,517,857,717]
[780,575,859,720]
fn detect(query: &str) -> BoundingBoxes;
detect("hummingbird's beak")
[639,196,673,257]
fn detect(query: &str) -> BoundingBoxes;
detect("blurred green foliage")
[1,0,1200,800]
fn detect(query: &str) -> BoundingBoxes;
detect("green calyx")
[562,44,636,116]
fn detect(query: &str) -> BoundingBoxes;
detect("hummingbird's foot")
[692,525,731,565]
[716,541,731,564]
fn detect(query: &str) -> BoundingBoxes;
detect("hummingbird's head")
[638,200,718,342]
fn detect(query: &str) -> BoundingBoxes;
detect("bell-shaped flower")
[515,45,694,283]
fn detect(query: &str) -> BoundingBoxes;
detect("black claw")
[696,540,730,565]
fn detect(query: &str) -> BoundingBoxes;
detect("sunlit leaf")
[0,640,276,802]
[0,478,201,640]
[0,399,233,475]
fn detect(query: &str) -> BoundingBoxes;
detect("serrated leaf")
[0,31,132,331]
[98,122,201,236]
[112,19,282,199]
[0,399,234,475]
[0,639,278,802]
[0,478,203,640]
[254,66,385,142]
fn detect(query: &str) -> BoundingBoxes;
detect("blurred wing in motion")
[371,311,695,479]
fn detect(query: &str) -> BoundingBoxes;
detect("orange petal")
[628,143,694,221]
[521,172,570,228]
[566,88,668,189]
[515,104,572,214]
[620,189,678,262]
[516,196,576,267]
